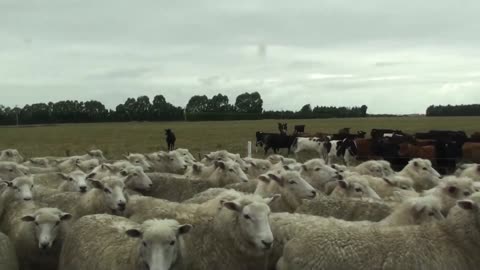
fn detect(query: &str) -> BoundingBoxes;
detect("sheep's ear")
[102,164,115,171]
[60,213,72,221]
[458,199,476,210]
[120,170,128,177]
[248,160,257,167]
[177,224,193,235]
[126,228,143,238]
[222,201,242,212]
[89,179,104,190]
[57,173,70,181]
[21,215,36,222]
[215,161,226,170]
[204,154,213,160]
[382,177,394,186]
[86,172,96,179]
[447,186,457,194]
[265,194,281,205]
[258,175,270,183]
[338,180,349,189]
[268,173,284,186]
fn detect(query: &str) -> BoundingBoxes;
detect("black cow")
[370,129,404,140]
[278,123,288,135]
[256,131,296,155]
[293,125,305,135]
[165,129,176,151]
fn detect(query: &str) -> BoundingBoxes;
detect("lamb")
[59,214,192,270]
[23,157,54,168]
[257,171,317,212]
[300,158,342,191]
[0,162,29,181]
[122,153,152,171]
[458,163,480,181]
[329,174,382,200]
[0,232,18,270]
[0,149,24,163]
[147,151,187,174]
[353,160,385,177]
[267,155,296,166]
[398,158,441,191]
[423,176,474,215]
[277,192,480,270]
[39,176,128,220]
[4,206,72,270]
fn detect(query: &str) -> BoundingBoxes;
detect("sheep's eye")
[170,240,175,246]
[401,186,408,190]
[31,185,34,189]
[9,169,13,172]
[422,167,427,170]
[229,169,235,172]
[355,188,362,192]
[135,161,140,163]
[243,214,251,220]
[315,168,321,171]
[288,180,296,184]
[103,188,111,194]
[143,241,147,247]
[69,177,74,181]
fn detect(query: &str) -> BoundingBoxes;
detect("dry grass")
[0,116,478,159]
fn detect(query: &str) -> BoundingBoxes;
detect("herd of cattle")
[256,124,480,174]
[1,146,480,269]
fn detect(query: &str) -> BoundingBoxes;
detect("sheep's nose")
[24,197,32,201]
[262,240,273,250]
[118,202,126,211]
[336,174,343,180]
[79,186,87,193]
[40,243,49,250]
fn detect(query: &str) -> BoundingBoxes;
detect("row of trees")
[0,92,369,125]
[426,104,480,116]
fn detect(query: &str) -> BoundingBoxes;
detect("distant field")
[0,116,479,159]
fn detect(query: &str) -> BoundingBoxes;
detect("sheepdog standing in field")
[166,129,176,151]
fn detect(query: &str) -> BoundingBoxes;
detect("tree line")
[0,92,369,125]
[426,104,480,117]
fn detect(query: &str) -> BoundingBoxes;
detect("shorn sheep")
[59,214,192,270]
[0,232,18,270]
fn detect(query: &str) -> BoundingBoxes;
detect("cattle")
[278,123,288,135]
[471,132,480,142]
[165,129,176,151]
[371,129,404,140]
[463,142,480,163]
[256,132,296,155]
[325,138,359,166]
[293,125,305,135]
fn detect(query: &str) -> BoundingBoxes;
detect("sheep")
[243,157,272,179]
[257,170,317,212]
[88,164,152,192]
[199,160,249,187]
[4,206,72,270]
[300,158,342,191]
[147,151,187,174]
[0,176,34,218]
[423,176,474,215]
[353,160,385,177]
[179,192,280,270]
[67,149,106,163]
[57,158,99,174]
[183,162,215,180]
[144,173,216,202]
[57,170,90,193]
[329,174,382,200]
[458,163,480,181]
[295,195,392,221]
[0,149,24,163]
[398,158,441,191]
[0,232,18,270]
[0,162,29,181]
[173,148,196,164]
[267,154,296,165]
[59,214,192,270]
[23,157,55,168]
[378,160,395,176]
[277,192,480,270]
[201,150,231,165]
[363,174,415,199]
[122,153,152,171]
[39,176,128,220]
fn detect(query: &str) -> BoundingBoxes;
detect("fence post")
[247,141,252,158]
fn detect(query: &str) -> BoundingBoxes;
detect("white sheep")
[57,170,90,193]
[201,160,249,187]
[423,176,475,215]
[363,174,415,199]
[57,158,99,174]
[59,214,192,270]
[0,232,18,270]
[143,173,216,202]
[378,160,395,176]
[458,163,480,181]
[67,149,106,162]
[0,162,29,181]
[88,164,152,192]
[183,162,215,180]
[353,160,385,177]
[243,157,273,179]
[4,206,71,270]
[122,153,152,171]
[23,157,55,168]
[300,158,342,191]
[398,158,441,191]
[329,174,382,200]
[173,148,196,164]
[39,176,128,220]
[277,192,480,270]
[0,149,24,163]
[0,176,34,219]
[147,151,187,174]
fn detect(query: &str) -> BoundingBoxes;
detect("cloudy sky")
[1,0,479,114]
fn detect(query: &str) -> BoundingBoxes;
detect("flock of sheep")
[1,147,480,270]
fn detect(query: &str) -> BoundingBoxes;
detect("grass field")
[0,116,479,159]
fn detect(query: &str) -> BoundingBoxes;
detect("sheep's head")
[267,155,283,165]
[302,159,342,185]
[262,171,317,200]
[214,160,249,183]
[378,160,395,176]
[245,159,272,178]
[120,166,153,191]
[58,171,90,193]
[0,149,24,163]
[21,208,72,250]
[158,152,188,173]
[87,149,106,162]
[408,196,444,224]
[366,162,384,177]
[439,176,475,200]
[382,175,415,191]
[3,175,34,201]
[76,159,100,173]
[334,176,381,200]
[126,219,192,270]
[409,158,441,184]
[89,176,128,213]
[125,153,152,172]
[0,162,29,181]
[221,194,279,251]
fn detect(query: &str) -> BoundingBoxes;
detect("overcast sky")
[1,0,480,114]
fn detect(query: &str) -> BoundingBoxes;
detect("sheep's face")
[410,197,445,224]
[59,171,90,193]
[0,149,24,163]
[245,159,272,178]
[269,171,317,200]
[87,150,106,162]
[21,208,72,250]
[331,164,348,174]
[336,178,381,200]
[29,158,50,167]
[367,163,384,178]
[126,220,192,270]
[215,161,249,183]
[378,161,395,176]
[222,197,278,251]
[4,176,34,201]
[121,166,153,191]
[90,177,128,212]
[384,176,415,191]
[267,155,283,165]
[441,177,475,200]
[158,152,187,173]
[232,155,250,173]
[127,154,152,172]
[302,160,341,184]
[0,162,29,180]
[77,159,100,173]
[410,159,441,183]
